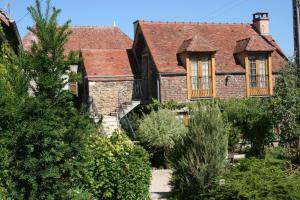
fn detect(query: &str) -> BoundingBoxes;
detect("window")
[189,54,212,97]
[248,54,269,96]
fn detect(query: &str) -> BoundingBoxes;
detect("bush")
[137,109,187,152]
[270,62,300,162]
[83,132,151,200]
[206,155,300,200]
[169,101,228,200]
[221,98,273,157]
[137,109,187,167]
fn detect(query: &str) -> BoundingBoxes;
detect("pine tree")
[169,101,228,200]
[2,0,95,198]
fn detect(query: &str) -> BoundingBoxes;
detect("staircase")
[101,80,142,136]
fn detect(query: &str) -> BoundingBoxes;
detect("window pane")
[259,56,267,88]
[249,55,256,88]
[202,58,209,90]
[190,57,198,90]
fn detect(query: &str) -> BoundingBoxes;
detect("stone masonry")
[89,80,135,115]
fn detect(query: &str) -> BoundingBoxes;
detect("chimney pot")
[252,12,270,35]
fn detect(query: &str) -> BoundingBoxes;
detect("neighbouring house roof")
[177,35,217,54]
[22,26,136,80]
[22,26,132,52]
[234,35,275,54]
[0,9,21,51]
[81,49,138,81]
[134,21,286,74]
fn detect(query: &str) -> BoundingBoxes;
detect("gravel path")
[150,169,172,200]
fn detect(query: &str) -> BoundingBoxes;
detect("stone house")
[0,9,21,53]
[23,26,138,134]
[22,12,287,135]
[132,12,286,103]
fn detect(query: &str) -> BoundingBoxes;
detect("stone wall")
[88,80,135,115]
[216,74,246,98]
[160,75,188,103]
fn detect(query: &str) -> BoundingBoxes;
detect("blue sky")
[0,0,294,57]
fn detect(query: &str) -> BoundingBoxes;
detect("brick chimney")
[252,12,270,35]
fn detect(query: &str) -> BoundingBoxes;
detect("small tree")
[3,0,96,198]
[222,98,273,157]
[270,61,300,160]
[169,101,228,199]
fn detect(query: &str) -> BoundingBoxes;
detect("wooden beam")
[211,54,216,97]
[245,54,250,97]
[268,54,273,95]
[186,55,192,100]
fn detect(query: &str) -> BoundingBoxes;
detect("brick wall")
[88,81,134,115]
[160,75,188,102]
[216,74,246,98]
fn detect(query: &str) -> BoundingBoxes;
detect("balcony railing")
[191,76,213,98]
[132,79,142,100]
[250,75,270,96]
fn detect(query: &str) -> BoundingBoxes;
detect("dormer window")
[234,35,274,97]
[249,54,269,95]
[177,35,217,99]
[190,54,212,97]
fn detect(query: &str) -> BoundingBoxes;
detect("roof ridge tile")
[139,20,250,26]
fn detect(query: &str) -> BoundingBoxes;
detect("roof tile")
[138,21,285,73]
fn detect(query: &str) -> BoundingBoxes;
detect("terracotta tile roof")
[234,35,275,54]
[81,49,137,81]
[177,35,217,54]
[22,26,135,79]
[22,26,132,52]
[137,21,286,73]
[0,9,11,26]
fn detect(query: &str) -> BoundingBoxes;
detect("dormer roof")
[177,35,217,54]
[234,35,275,54]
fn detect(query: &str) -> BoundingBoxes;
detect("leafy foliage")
[169,101,228,200]
[82,132,151,200]
[25,0,79,101]
[206,155,300,200]
[0,1,95,199]
[270,62,300,161]
[137,109,187,152]
[221,98,273,157]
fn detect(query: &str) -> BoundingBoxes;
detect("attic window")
[248,53,270,96]
[189,54,213,98]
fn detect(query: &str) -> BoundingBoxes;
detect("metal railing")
[132,79,143,100]
[116,79,142,138]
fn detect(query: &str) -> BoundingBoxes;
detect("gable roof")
[0,9,21,49]
[177,35,217,54]
[81,49,137,81]
[0,9,10,26]
[234,35,275,54]
[22,26,135,80]
[22,26,132,52]
[134,21,286,74]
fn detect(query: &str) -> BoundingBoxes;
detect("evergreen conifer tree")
[169,101,228,199]
[0,0,95,198]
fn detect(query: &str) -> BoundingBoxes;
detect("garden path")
[150,169,172,200]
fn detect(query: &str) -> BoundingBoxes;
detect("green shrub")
[137,109,187,167]
[270,62,300,162]
[221,98,273,157]
[137,109,187,152]
[83,132,151,200]
[206,156,300,200]
[169,101,228,200]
